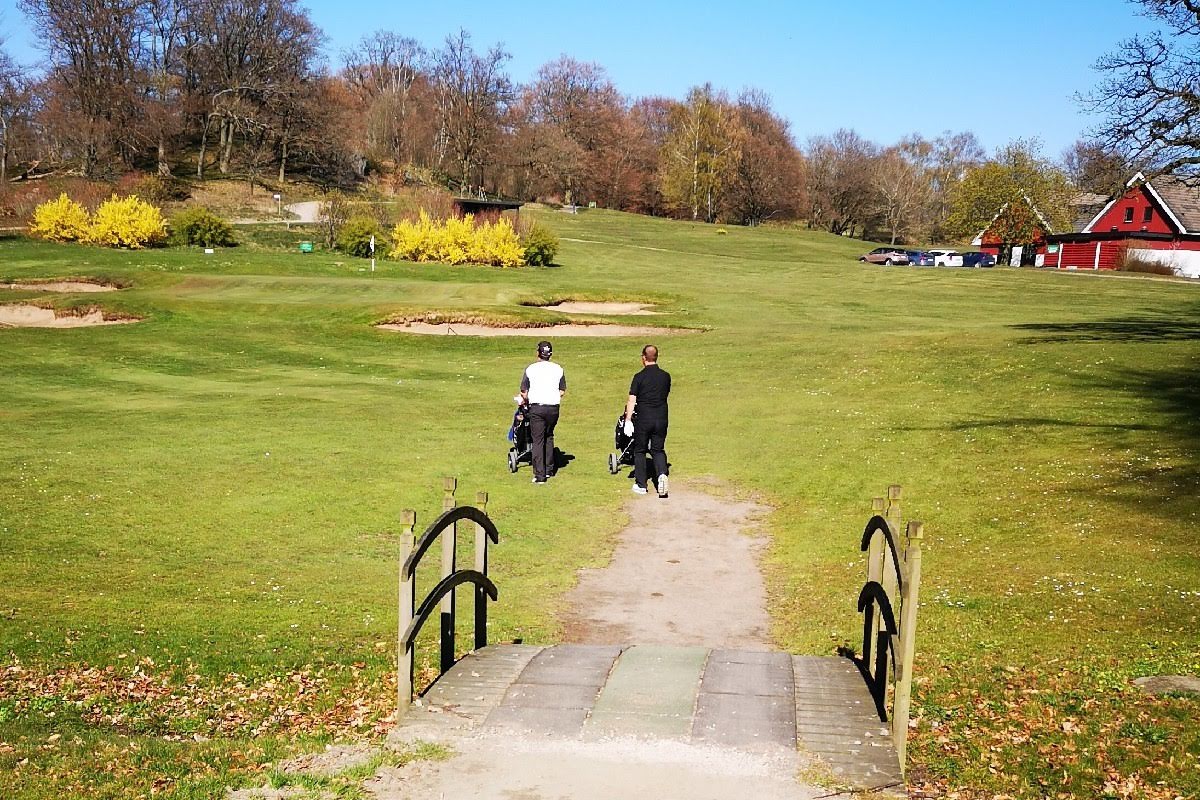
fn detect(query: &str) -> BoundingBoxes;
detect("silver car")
[859,247,910,266]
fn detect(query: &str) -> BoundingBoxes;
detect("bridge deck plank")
[391,644,907,797]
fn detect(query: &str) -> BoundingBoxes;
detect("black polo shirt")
[630,364,671,414]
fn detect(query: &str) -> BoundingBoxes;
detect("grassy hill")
[1,210,1198,798]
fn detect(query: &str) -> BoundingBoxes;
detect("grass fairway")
[2,210,1199,798]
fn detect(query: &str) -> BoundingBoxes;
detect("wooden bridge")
[386,481,923,798]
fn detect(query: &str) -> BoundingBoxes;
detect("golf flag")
[369,235,376,254]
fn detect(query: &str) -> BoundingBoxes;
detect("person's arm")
[519,369,530,403]
[559,371,566,399]
[624,372,639,422]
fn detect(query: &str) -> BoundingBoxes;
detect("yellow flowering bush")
[29,193,91,242]
[389,210,526,267]
[389,210,441,262]
[87,195,168,249]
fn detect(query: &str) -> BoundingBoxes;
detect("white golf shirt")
[521,360,566,405]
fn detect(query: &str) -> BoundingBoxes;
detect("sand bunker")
[379,321,693,337]
[0,304,139,328]
[2,280,118,293]
[540,301,657,315]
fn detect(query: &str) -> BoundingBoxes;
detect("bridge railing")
[397,477,499,716]
[855,484,924,773]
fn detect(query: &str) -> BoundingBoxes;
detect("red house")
[971,193,1056,266]
[1045,172,1200,278]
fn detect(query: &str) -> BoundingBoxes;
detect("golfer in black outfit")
[623,344,671,497]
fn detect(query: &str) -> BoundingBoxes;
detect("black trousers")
[528,404,560,480]
[633,411,668,488]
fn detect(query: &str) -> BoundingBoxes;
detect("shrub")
[29,193,91,242]
[319,190,350,248]
[521,223,559,266]
[169,206,236,247]
[134,174,191,203]
[336,215,384,257]
[1118,250,1177,276]
[389,210,525,267]
[390,211,442,262]
[87,195,168,249]
[478,218,525,268]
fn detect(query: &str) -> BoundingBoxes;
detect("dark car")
[905,250,935,266]
[960,251,997,268]
[859,247,909,265]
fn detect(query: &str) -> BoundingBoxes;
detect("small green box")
[298,241,314,253]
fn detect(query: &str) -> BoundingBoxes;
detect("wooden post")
[882,485,903,704]
[397,509,416,716]
[440,477,457,673]
[474,491,489,651]
[893,520,924,773]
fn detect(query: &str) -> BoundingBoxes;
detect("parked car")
[859,247,910,265]
[905,250,935,266]
[960,251,997,268]
[928,249,964,267]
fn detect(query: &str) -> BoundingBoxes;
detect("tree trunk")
[197,118,209,179]
[219,119,233,174]
[157,133,172,177]
[81,141,97,178]
[278,127,288,185]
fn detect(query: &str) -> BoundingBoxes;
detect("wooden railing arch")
[397,477,499,715]
[854,485,925,775]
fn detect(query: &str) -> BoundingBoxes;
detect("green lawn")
[1,211,1198,798]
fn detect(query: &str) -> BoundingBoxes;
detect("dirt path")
[284,200,321,223]
[370,737,821,800]
[563,478,773,649]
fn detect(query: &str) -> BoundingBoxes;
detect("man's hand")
[623,418,634,437]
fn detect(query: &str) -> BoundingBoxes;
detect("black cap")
[537,340,553,359]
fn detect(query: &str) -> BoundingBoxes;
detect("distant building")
[1045,173,1200,278]
[451,197,523,224]
[971,193,1057,267]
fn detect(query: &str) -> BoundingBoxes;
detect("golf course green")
[1,209,1198,798]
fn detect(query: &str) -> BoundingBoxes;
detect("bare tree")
[19,0,146,174]
[621,96,672,215]
[1061,138,1131,196]
[431,29,512,193]
[0,32,27,182]
[522,56,624,206]
[872,145,931,244]
[341,31,428,167]
[142,0,196,176]
[723,88,805,226]
[1085,1,1200,179]
[805,128,878,237]
[188,0,322,178]
[927,130,984,239]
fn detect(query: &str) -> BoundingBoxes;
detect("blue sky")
[0,0,1159,159]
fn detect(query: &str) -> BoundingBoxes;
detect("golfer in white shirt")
[520,340,566,484]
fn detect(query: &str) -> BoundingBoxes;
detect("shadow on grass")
[900,417,1158,433]
[1080,357,1200,506]
[1011,317,1200,343]
[919,355,1200,526]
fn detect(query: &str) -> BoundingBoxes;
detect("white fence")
[1129,248,1200,279]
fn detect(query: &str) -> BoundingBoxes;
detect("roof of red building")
[1082,172,1200,234]
[1151,176,1200,232]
